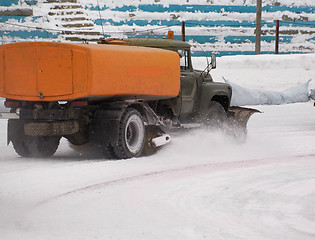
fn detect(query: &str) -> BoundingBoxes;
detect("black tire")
[99,143,117,160]
[112,108,145,159]
[204,101,228,129]
[12,138,32,157]
[8,119,31,157]
[27,136,60,158]
[66,131,88,146]
[66,121,89,146]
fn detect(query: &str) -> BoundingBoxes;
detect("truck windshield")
[178,49,189,70]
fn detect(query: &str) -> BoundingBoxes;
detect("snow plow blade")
[228,106,260,130]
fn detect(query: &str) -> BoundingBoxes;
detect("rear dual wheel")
[12,135,60,158]
[12,137,31,158]
[26,136,60,158]
[9,119,60,158]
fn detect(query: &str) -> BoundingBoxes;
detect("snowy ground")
[1,54,315,239]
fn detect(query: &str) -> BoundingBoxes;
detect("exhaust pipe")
[151,134,171,147]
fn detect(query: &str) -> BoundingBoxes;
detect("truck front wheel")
[113,108,145,159]
[204,101,228,129]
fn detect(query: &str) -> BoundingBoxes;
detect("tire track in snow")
[35,153,315,207]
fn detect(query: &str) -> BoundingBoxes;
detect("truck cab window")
[178,49,189,70]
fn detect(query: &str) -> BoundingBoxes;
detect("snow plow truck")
[0,34,258,159]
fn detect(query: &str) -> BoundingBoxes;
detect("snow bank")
[195,53,315,88]
[225,78,311,106]
[0,99,6,113]
[309,89,315,100]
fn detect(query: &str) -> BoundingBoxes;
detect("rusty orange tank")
[0,42,180,101]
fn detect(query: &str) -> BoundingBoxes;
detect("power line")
[0,22,79,33]
[124,24,181,34]
[0,19,314,40]
[0,21,181,35]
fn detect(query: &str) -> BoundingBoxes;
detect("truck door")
[178,50,198,114]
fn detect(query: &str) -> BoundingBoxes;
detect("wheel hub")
[125,115,144,154]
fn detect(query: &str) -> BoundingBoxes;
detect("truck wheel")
[205,101,228,129]
[12,138,31,158]
[8,119,31,157]
[27,136,60,158]
[66,131,88,146]
[113,108,145,159]
[99,144,116,160]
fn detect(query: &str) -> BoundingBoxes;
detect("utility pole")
[181,21,186,42]
[255,0,262,54]
[275,20,280,54]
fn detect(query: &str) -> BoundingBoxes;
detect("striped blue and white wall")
[0,0,60,42]
[0,0,314,56]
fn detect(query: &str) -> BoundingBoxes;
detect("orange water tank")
[0,42,180,101]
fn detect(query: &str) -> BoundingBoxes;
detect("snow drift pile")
[225,78,311,106]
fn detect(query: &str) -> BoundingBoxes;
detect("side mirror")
[211,52,216,69]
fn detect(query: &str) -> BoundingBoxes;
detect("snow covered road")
[1,102,315,240]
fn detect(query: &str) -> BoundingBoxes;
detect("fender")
[199,82,232,114]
